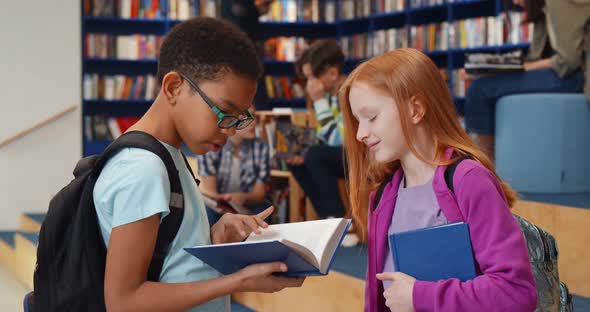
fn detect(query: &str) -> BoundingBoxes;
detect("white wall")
[0,1,81,229]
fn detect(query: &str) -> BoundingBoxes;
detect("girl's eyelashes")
[369,115,377,122]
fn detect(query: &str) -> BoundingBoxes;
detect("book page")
[320,220,350,273]
[246,218,347,269]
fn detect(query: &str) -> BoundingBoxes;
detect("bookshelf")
[81,0,530,156]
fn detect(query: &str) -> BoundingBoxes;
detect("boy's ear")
[408,95,426,124]
[161,72,184,105]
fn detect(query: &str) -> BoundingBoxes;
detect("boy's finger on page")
[242,216,261,234]
[251,215,266,228]
[254,215,269,228]
[257,206,274,220]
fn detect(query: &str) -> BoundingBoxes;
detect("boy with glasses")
[93,17,303,312]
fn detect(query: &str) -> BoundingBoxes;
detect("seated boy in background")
[291,39,358,246]
[198,107,272,225]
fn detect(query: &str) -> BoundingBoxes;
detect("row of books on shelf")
[262,0,479,22]
[264,37,309,62]
[84,115,140,141]
[83,12,529,63]
[84,0,525,23]
[261,0,337,23]
[84,0,164,19]
[83,0,217,20]
[338,12,530,59]
[340,0,372,20]
[409,0,444,8]
[84,34,163,60]
[341,0,439,19]
[376,0,406,14]
[83,74,158,101]
[80,62,511,103]
[446,13,532,49]
[265,76,306,99]
[341,28,408,59]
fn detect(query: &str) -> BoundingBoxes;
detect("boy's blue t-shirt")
[93,141,230,312]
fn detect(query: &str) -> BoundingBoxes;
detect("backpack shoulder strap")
[97,131,185,282]
[444,157,468,193]
[181,152,200,186]
[373,174,394,211]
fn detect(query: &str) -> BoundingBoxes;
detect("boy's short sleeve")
[94,149,171,230]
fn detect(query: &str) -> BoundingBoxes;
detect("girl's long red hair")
[339,48,517,240]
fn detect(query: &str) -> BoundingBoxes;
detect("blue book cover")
[389,222,476,282]
[185,218,351,277]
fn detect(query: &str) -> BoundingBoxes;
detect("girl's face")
[349,82,408,163]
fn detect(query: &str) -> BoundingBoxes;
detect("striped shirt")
[313,94,344,146]
[197,138,270,194]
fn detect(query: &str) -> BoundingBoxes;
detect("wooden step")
[234,271,364,312]
[0,231,17,275]
[15,232,38,290]
[233,244,367,312]
[20,213,45,232]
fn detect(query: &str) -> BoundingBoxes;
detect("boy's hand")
[236,262,305,293]
[376,272,416,312]
[211,207,274,244]
[306,78,326,102]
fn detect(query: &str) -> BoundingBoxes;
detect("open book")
[185,218,352,277]
[464,51,524,76]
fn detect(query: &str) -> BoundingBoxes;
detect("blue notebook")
[185,218,351,277]
[389,222,476,282]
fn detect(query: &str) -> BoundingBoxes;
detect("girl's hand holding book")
[376,272,416,312]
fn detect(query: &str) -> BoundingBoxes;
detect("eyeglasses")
[179,73,254,130]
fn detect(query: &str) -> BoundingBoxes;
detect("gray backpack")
[445,159,573,312]
[513,215,573,312]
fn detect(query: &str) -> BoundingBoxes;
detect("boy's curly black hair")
[157,17,262,84]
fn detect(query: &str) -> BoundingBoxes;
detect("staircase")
[0,213,40,291]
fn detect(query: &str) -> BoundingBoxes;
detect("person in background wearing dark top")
[220,0,275,110]
[463,0,589,161]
